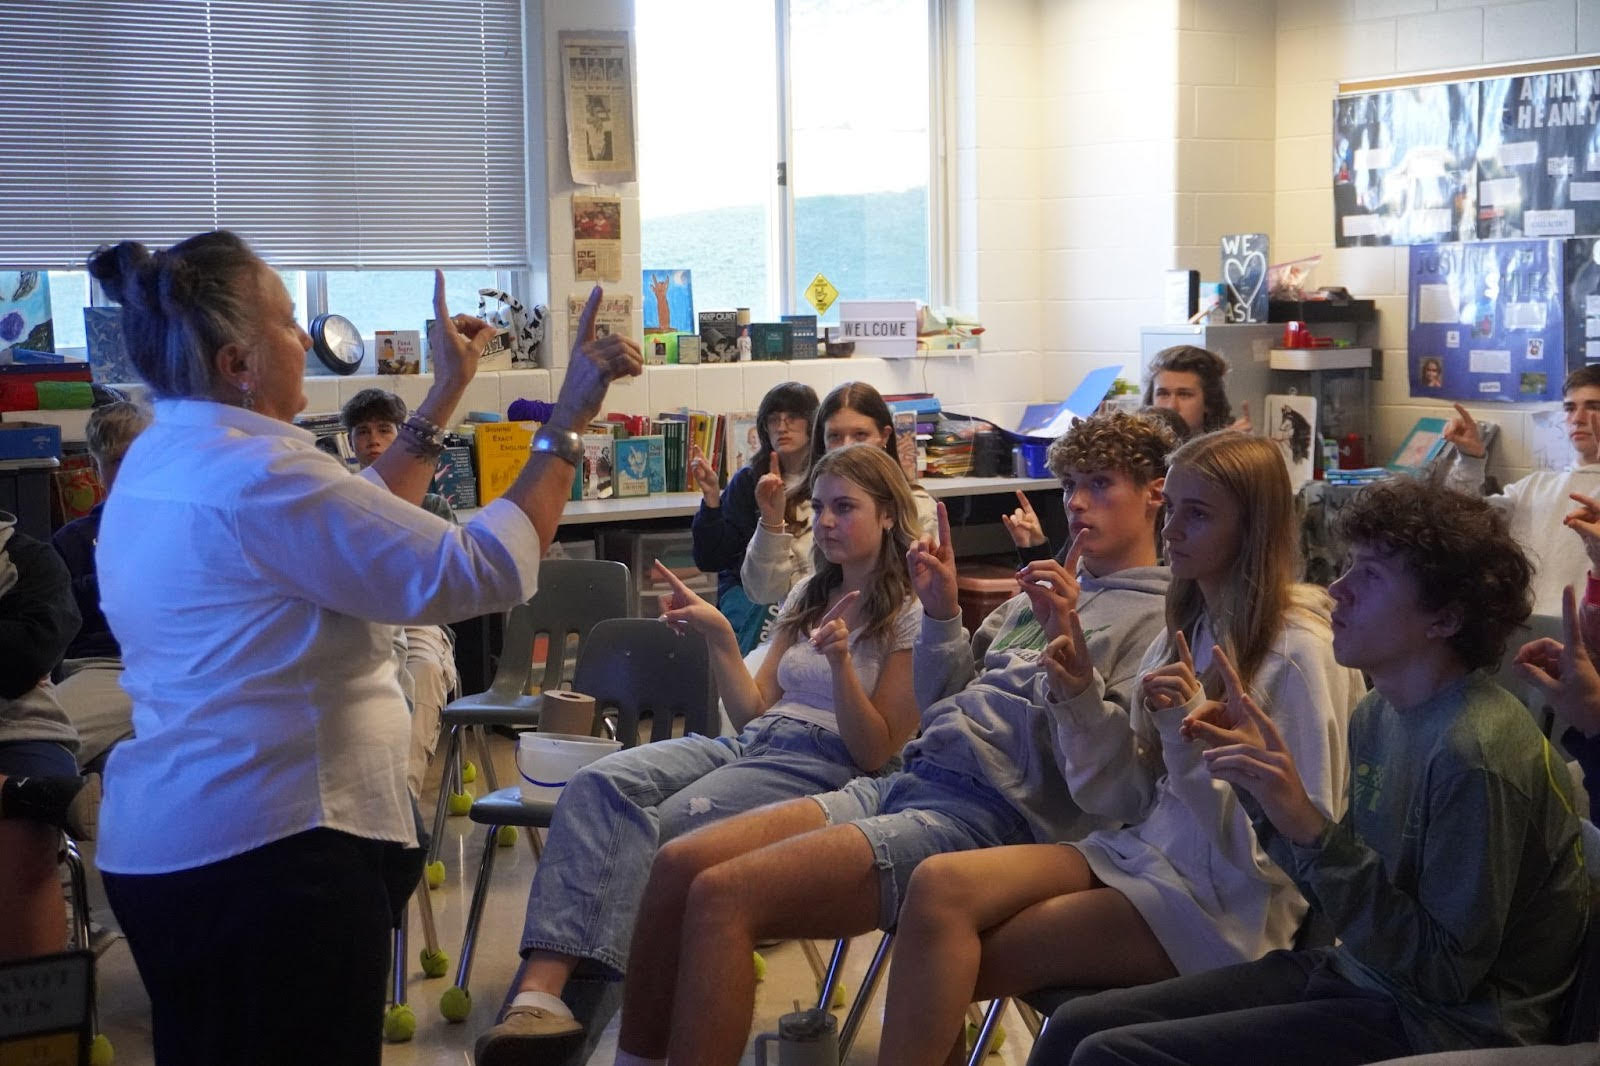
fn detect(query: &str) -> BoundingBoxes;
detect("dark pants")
[103,827,423,1066]
[1030,949,1416,1066]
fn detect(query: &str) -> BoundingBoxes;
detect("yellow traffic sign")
[805,273,838,316]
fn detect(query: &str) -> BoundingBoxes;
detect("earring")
[239,381,255,411]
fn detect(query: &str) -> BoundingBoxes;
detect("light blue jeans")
[517,714,870,977]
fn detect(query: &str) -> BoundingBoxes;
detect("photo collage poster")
[1407,239,1565,403]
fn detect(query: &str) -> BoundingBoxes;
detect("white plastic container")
[517,732,622,802]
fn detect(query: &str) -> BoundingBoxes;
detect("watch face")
[310,314,365,375]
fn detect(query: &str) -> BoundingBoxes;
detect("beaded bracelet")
[399,415,446,459]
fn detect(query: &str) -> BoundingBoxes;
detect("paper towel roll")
[541,689,597,737]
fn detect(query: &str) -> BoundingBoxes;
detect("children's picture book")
[699,310,739,363]
[1388,416,1450,473]
[375,329,422,374]
[581,432,614,499]
[782,314,818,359]
[725,411,759,475]
[643,269,694,335]
[613,436,653,497]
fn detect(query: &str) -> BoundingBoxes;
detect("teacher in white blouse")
[84,229,640,1066]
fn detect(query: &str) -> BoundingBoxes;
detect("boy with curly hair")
[1036,478,1588,1066]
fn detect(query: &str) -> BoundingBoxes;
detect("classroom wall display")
[0,272,53,359]
[1564,237,1600,363]
[1221,233,1269,323]
[1333,83,1480,247]
[643,269,694,335]
[1266,393,1318,490]
[1478,72,1600,240]
[1407,239,1565,402]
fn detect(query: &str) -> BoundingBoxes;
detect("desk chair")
[439,618,716,1024]
[62,839,114,1066]
[425,559,630,884]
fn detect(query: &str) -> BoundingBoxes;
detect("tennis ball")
[752,951,767,981]
[447,792,473,816]
[440,985,472,1022]
[964,1020,1006,1054]
[461,761,478,784]
[383,1004,416,1042]
[425,860,446,889]
[496,825,518,847]
[816,979,847,1010]
[420,947,449,978]
[88,1034,114,1066]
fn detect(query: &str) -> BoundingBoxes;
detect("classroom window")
[637,0,936,322]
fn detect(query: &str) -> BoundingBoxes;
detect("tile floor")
[80,732,1040,1066]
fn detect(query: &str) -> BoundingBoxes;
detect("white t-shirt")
[753,580,921,734]
[96,399,541,874]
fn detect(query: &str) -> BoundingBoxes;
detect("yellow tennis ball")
[89,1034,114,1066]
[461,761,478,784]
[383,1004,416,1042]
[420,947,449,978]
[816,979,847,1010]
[496,826,518,847]
[440,986,472,1022]
[964,1020,1006,1054]
[752,951,767,981]
[425,860,446,889]
[447,792,473,816]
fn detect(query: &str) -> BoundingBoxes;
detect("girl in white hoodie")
[877,432,1364,1066]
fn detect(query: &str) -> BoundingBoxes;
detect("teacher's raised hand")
[552,285,644,431]
[425,269,496,396]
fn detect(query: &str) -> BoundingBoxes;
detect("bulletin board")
[1333,83,1479,247]
[1478,71,1600,238]
[1407,240,1565,403]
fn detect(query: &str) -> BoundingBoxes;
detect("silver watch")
[530,425,584,467]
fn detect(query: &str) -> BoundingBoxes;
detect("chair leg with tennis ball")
[441,822,500,1022]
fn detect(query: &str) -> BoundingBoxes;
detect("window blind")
[0,0,529,270]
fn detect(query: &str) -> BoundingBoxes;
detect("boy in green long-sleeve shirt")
[1029,478,1589,1066]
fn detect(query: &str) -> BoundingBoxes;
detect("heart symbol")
[1225,250,1267,322]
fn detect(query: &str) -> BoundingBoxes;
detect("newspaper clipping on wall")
[567,291,634,344]
[573,195,623,282]
[560,30,636,185]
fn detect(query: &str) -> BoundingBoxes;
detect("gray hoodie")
[906,565,1170,843]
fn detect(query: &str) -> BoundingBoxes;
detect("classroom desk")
[458,474,1059,526]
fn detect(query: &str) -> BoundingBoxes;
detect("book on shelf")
[747,322,791,361]
[698,311,739,363]
[891,409,918,478]
[613,436,654,498]
[581,432,614,499]
[431,443,478,509]
[473,421,537,503]
[652,417,688,492]
[724,410,758,476]
[781,314,818,359]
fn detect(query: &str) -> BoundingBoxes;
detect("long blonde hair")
[1163,432,1300,690]
[775,443,917,647]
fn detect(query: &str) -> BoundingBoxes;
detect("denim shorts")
[811,758,1030,929]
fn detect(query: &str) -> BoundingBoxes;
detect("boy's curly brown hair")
[1047,410,1177,486]
[1335,477,1533,671]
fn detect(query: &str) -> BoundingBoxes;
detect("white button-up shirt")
[96,399,540,874]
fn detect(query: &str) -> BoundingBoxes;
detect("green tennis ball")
[440,985,472,1022]
[447,791,473,816]
[752,951,767,982]
[420,946,449,978]
[964,1020,1006,1054]
[383,1004,417,1042]
[425,860,446,889]
[816,979,847,1010]
[496,825,518,847]
[461,761,478,784]
[89,1034,114,1066]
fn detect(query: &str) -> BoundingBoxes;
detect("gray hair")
[85,400,152,465]
[85,230,263,400]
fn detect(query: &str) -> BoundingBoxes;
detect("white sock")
[509,990,573,1018]
[614,1053,666,1066]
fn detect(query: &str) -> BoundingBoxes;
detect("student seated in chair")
[1031,478,1588,1066]
[473,443,924,1066]
[341,387,459,799]
[605,412,1174,1066]
[1443,365,1600,616]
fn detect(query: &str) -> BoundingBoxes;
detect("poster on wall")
[1266,393,1317,490]
[1220,233,1269,323]
[1478,72,1600,239]
[0,271,53,359]
[1333,83,1479,247]
[1407,240,1565,403]
[573,195,623,282]
[560,31,636,185]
